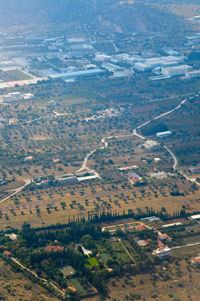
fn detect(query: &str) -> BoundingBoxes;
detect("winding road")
[0,91,200,205]
[163,146,178,170]
[78,91,200,187]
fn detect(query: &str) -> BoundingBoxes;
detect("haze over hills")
[0,0,188,39]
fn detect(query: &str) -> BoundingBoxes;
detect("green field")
[85,257,99,268]
[100,253,112,264]
[67,278,85,294]
[60,265,75,277]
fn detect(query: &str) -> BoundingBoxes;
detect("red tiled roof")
[68,286,76,292]
[135,225,145,231]
[159,233,172,240]
[45,245,64,253]
[158,239,164,247]
[191,256,200,262]
[3,250,12,256]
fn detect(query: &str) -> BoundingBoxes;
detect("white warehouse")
[161,65,192,77]
[185,70,200,79]
[156,131,172,138]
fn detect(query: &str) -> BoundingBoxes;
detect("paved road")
[54,110,84,116]
[172,241,200,250]
[1,91,199,206]
[164,146,178,170]
[77,149,98,172]
[132,92,200,183]
[77,91,199,180]
[0,179,31,204]
[133,128,145,140]
[179,171,200,187]
[76,132,134,173]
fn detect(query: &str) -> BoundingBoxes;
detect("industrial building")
[47,68,105,80]
[162,222,182,228]
[102,62,122,72]
[184,70,200,79]
[134,62,150,72]
[156,131,172,138]
[2,92,34,102]
[161,65,192,77]
[134,55,184,72]
[2,92,23,102]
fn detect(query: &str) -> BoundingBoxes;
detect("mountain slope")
[0,0,188,37]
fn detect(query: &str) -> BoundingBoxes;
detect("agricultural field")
[106,260,200,301]
[0,69,32,82]
[1,0,200,300]
[0,77,200,229]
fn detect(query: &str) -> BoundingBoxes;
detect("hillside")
[0,0,189,38]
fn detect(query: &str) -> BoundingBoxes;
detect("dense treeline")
[140,120,168,136]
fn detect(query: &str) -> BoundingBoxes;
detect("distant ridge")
[0,0,187,38]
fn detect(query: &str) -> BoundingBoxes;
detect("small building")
[68,286,76,293]
[137,240,148,247]
[2,92,23,103]
[3,250,12,257]
[156,131,172,138]
[24,93,34,100]
[24,155,33,161]
[127,172,142,184]
[81,245,92,257]
[53,158,61,163]
[5,233,18,240]
[162,222,182,228]
[57,174,78,184]
[191,255,200,266]
[189,214,200,221]
[140,216,160,222]
[158,233,172,241]
[154,157,161,163]
[41,180,49,186]
[77,174,100,181]
[152,246,171,258]
[118,165,138,171]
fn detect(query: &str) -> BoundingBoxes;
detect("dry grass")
[0,176,199,230]
[0,258,59,301]
[107,260,200,301]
